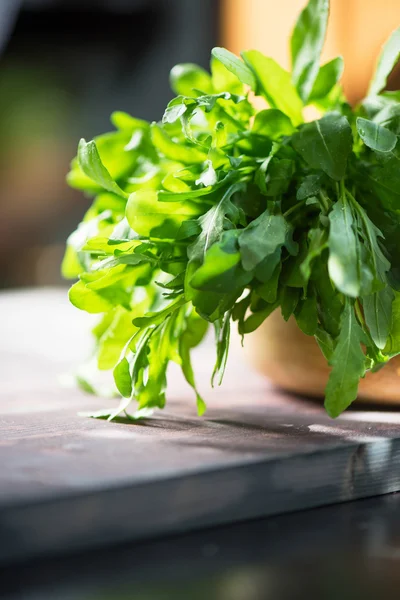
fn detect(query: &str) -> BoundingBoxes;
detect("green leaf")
[242,50,303,125]
[211,56,244,94]
[110,111,149,133]
[366,147,400,211]
[256,262,281,302]
[191,230,253,293]
[292,113,353,180]
[65,23,400,421]
[188,183,245,264]
[384,292,400,354]
[178,311,208,414]
[211,47,257,89]
[251,109,295,140]
[313,261,343,338]
[296,174,322,200]
[113,357,132,398]
[77,139,128,198]
[212,311,231,386]
[61,244,84,279]
[328,196,360,297]
[264,158,295,197]
[291,0,330,103]
[347,193,391,292]
[356,117,397,152]
[169,63,212,96]
[242,302,278,334]
[69,280,115,313]
[295,294,318,335]
[126,190,204,238]
[325,300,367,417]
[368,27,400,96]
[301,226,328,282]
[315,326,335,361]
[255,249,282,284]
[238,210,292,272]
[281,287,300,321]
[151,124,207,164]
[133,296,186,329]
[363,287,394,350]
[308,57,344,102]
[97,309,137,370]
[372,103,400,135]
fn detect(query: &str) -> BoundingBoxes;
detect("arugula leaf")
[315,326,335,361]
[251,109,295,139]
[238,210,291,271]
[295,294,318,335]
[291,0,330,103]
[169,63,212,96]
[328,194,360,297]
[264,158,295,196]
[97,308,138,370]
[126,190,204,238]
[281,287,300,321]
[211,47,257,90]
[77,139,128,198]
[363,287,394,350]
[242,50,303,125]
[384,292,400,354]
[356,117,397,152]
[113,357,132,398]
[368,27,400,96]
[308,57,344,103]
[372,103,400,135]
[151,124,207,163]
[325,300,367,417]
[242,302,279,334]
[292,113,353,180]
[301,226,327,282]
[190,230,253,293]
[178,310,208,414]
[212,311,231,386]
[64,0,400,420]
[188,183,245,264]
[257,262,281,302]
[296,174,322,201]
[69,280,119,313]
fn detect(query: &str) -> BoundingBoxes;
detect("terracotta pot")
[244,309,400,405]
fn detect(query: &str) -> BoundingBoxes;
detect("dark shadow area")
[2,493,400,599]
[0,0,218,288]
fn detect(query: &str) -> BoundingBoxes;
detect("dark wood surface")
[3,493,400,599]
[1,288,400,564]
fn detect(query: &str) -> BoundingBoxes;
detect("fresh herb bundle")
[63,0,400,419]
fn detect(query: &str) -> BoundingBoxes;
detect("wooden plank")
[1,288,400,564]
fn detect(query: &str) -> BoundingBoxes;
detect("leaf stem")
[355,298,382,367]
[283,199,306,218]
[318,191,331,213]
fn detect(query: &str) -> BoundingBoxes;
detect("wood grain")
[1,288,400,564]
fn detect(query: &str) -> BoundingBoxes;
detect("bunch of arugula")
[63,0,400,419]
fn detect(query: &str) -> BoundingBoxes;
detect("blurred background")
[0,0,399,289]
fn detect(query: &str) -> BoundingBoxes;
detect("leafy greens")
[64,0,400,419]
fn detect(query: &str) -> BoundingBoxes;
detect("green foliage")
[324,300,368,417]
[356,117,397,152]
[292,113,353,180]
[291,0,330,102]
[368,28,400,96]
[64,0,400,419]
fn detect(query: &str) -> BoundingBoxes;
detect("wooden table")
[1,288,400,565]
